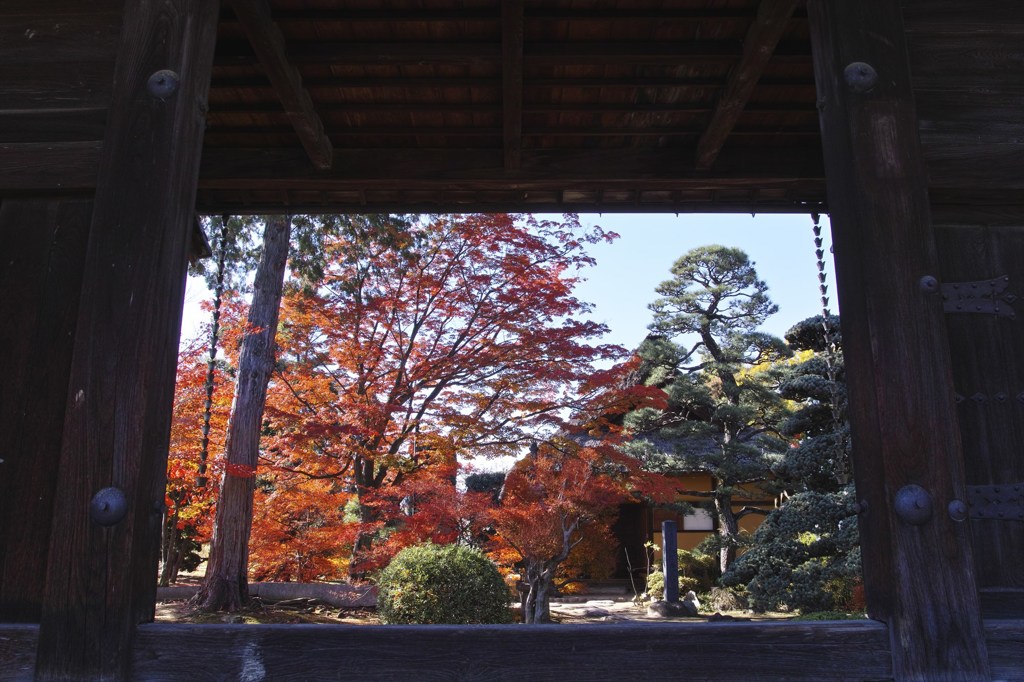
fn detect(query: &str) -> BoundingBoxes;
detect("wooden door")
[936,225,1024,618]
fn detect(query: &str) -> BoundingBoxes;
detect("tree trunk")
[158,511,179,587]
[197,216,231,489]
[715,493,740,574]
[196,215,292,611]
[522,562,555,624]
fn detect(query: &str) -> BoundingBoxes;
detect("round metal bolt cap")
[948,499,968,522]
[844,62,878,93]
[919,275,939,293]
[894,484,933,525]
[90,486,129,526]
[147,69,180,99]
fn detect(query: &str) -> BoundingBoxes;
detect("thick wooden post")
[0,200,92,622]
[34,0,220,679]
[808,1,989,679]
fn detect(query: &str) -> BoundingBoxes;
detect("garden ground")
[154,582,794,626]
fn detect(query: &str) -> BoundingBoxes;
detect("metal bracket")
[966,484,1024,520]
[941,276,1017,318]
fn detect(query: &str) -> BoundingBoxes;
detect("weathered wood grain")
[907,32,1024,94]
[223,0,332,170]
[809,0,990,678]
[0,0,121,14]
[985,619,1024,680]
[981,590,1024,620]
[129,621,893,681]
[935,226,1024,592]
[33,0,221,679]
[0,142,101,191]
[922,139,1024,190]
[212,39,809,67]
[0,109,107,144]
[501,0,524,171]
[695,0,800,169]
[0,624,38,681]
[25,622,1024,681]
[0,13,120,65]
[902,0,1024,31]
[197,145,824,184]
[0,63,114,110]
[0,200,91,622]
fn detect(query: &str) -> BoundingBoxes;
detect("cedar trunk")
[197,215,292,611]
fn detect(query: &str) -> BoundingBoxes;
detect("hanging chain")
[811,214,848,483]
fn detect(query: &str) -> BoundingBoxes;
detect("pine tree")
[622,246,791,573]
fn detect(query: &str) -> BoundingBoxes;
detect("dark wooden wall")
[0,11,123,619]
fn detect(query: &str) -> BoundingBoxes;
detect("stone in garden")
[682,590,701,616]
[647,600,694,618]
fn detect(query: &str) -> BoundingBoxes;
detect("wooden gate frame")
[1,1,1021,680]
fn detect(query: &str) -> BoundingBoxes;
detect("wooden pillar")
[34,0,220,679]
[807,1,989,679]
[0,200,92,622]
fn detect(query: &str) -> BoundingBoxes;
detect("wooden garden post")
[808,0,989,679]
[34,0,220,679]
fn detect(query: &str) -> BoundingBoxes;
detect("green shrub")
[376,543,513,624]
[704,586,747,613]
[677,548,718,593]
[645,547,718,600]
[646,570,664,599]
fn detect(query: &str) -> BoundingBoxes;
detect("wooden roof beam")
[225,0,333,170]
[214,41,809,66]
[502,0,524,170]
[694,0,800,170]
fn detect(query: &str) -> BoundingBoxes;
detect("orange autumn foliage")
[261,213,629,572]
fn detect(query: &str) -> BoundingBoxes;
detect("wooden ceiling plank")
[694,0,800,170]
[224,0,333,170]
[502,0,524,170]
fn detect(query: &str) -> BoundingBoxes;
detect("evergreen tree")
[622,246,791,573]
[722,315,862,613]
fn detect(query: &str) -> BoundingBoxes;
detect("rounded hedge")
[377,543,512,624]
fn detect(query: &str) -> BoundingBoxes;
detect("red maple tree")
[262,213,624,572]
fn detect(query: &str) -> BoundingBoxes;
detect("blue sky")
[564,212,836,351]
[180,213,836,350]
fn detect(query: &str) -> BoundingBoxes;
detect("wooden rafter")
[225,0,333,170]
[694,0,800,170]
[502,0,524,170]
